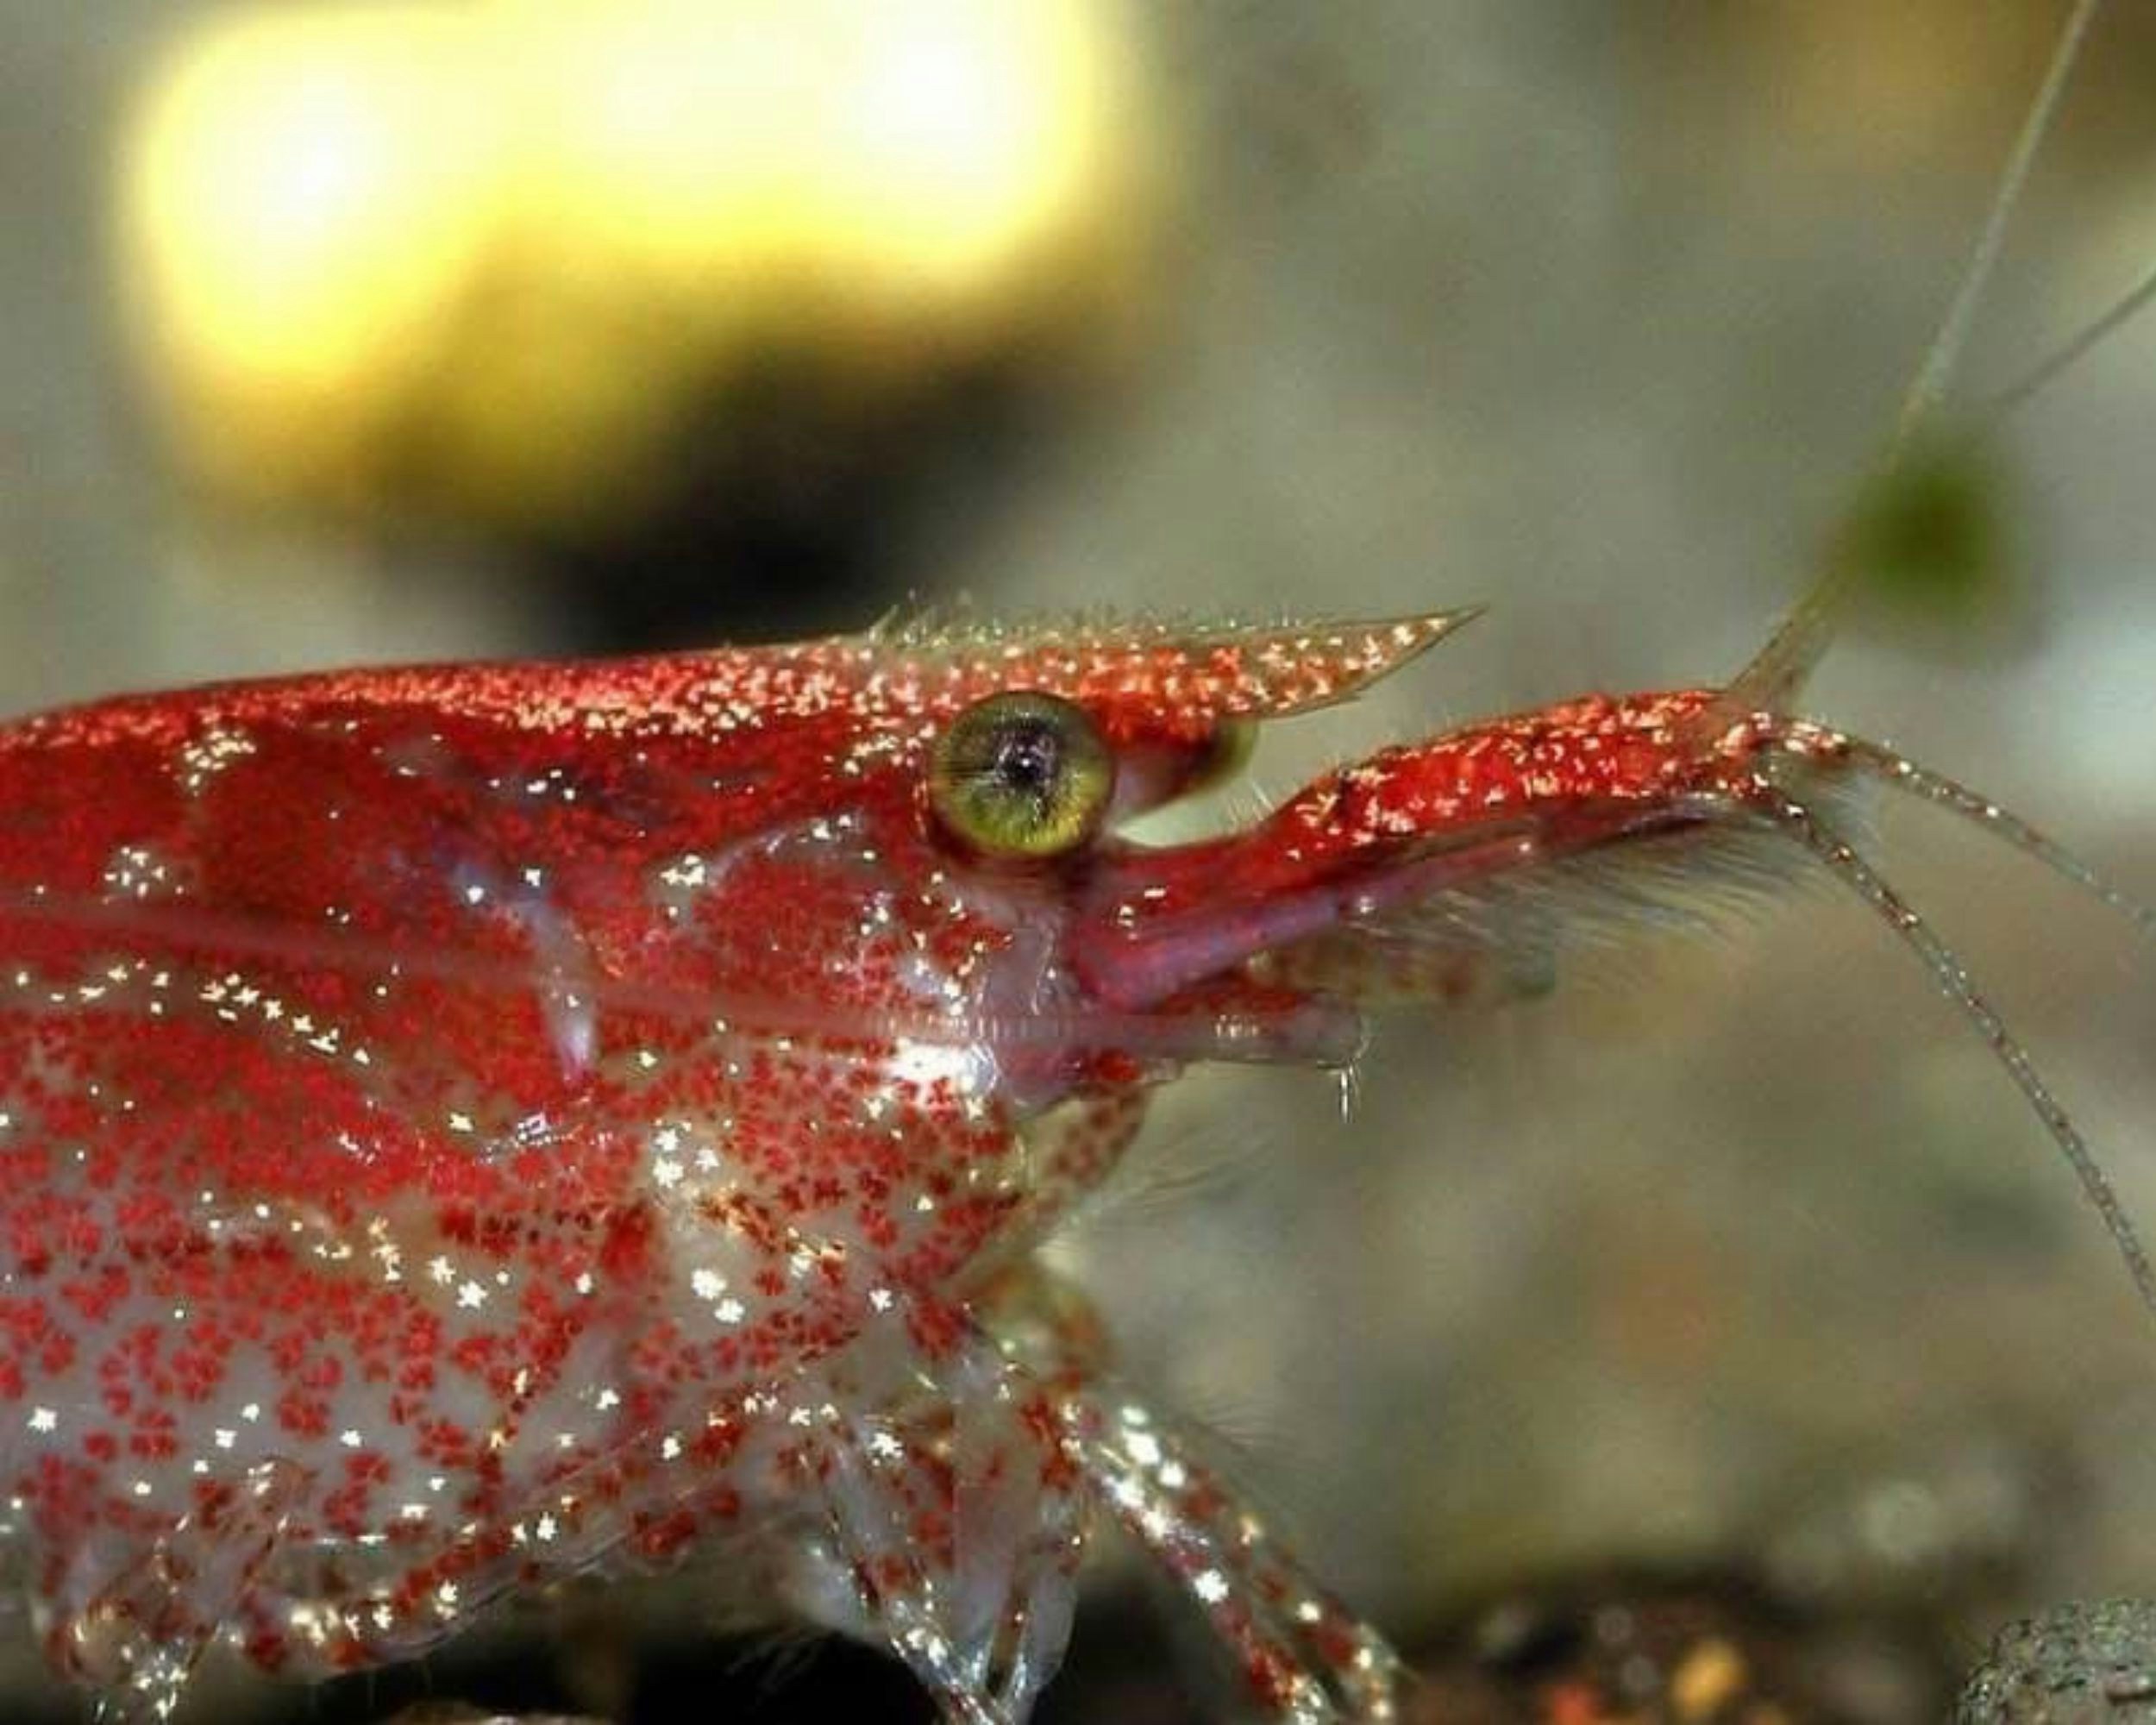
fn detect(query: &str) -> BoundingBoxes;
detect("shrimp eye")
[929,691,1114,859]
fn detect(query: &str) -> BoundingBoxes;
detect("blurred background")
[6,1,2156,1719]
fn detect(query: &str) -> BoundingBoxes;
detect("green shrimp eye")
[928,690,1115,859]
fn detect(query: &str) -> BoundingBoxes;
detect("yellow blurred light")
[119,6,505,499]
[515,0,1138,315]
[115,0,1163,529]
[837,0,1113,290]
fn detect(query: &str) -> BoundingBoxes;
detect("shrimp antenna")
[1891,0,2105,448]
[1820,735,2156,939]
[1977,252,2156,430]
[1692,3,2156,1312]
[1723,0,2108,716]
[1749,722,2156,1308]
[1756,781,2156,1319]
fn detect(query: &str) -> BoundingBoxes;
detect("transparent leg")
[979,1264,1405,1724]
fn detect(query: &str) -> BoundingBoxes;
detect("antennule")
[1718,0,2109,716]
[1892,0,2108,450]
[1978,253,2156,429]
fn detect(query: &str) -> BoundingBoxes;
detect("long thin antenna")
[1893,0,2106,451]
[1723,0,2107,714]
[1763,787,2156,1320]
[1818,733,2156,938]
[1978,253,2156,428]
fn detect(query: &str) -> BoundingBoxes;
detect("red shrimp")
[1,606,2149,1725]
[3,5,2153,1724]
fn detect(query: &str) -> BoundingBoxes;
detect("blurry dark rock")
[304,1622,936,1725]
[533,354,1068,656]
[1957,1602,2156,1725]
[1404,1571,1953,1724]
[385,1709,603,1725]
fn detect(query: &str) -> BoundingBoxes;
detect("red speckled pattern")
[0,612,1815,1723]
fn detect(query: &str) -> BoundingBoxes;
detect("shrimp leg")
[63,1458,304,1724]
[785,1300,1091,1725]
[982,1266,1406,1724]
